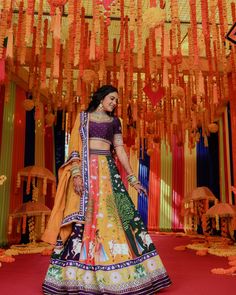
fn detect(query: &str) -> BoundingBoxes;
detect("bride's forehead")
[105,92,119,99]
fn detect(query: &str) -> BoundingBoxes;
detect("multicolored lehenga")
[42,112,171,294]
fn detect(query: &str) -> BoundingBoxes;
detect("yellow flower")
[0,175,7,185]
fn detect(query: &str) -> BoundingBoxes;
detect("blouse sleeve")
[113,117,124,147]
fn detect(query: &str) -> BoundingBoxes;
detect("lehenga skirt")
[43,150,171,294]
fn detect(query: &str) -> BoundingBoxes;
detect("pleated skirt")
[43,150,171,294]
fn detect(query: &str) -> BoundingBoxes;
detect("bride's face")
[101,92,119,112]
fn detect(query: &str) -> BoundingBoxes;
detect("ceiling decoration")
[0,0,235,151]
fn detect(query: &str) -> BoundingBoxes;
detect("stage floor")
[0,234,235,295]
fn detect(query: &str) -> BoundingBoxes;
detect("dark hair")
[86,85,118,114]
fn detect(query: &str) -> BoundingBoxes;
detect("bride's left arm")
[115,145,147,196]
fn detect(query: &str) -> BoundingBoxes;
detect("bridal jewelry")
[90,102,113,122]
[90,111,113,122]
[97,102,104,112]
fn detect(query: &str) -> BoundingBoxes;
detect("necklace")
[89,111,113,123]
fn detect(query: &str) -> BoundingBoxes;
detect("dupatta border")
[79,111,90,218]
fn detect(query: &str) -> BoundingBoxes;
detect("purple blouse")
[89,116,122,145]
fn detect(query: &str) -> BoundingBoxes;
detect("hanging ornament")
[102,0,117,25]
[143,82,165,107]
[47,0,68,11]
[45,113,55,127]
[142,7,166,29]
[171,84,185,100]
[82,69,97,84]
[23,99,35,111]
[208,123,218,133]
[167,52,182,65]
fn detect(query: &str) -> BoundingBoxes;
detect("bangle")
[126,173,140,187]
[70,163,82,177]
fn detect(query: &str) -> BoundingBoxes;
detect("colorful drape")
[45,123,55,209]
[159,142,172,231]
[138,148,150,226]
[0,85,4,151]
[0,82,16,246]
[222,107,232,203]
[229,75,236,204]
[148,146,161,231]
[8,86,26,243]
[219,117,226,202]
[172,136,184,231]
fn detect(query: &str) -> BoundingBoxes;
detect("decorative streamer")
[189,0,199,67]
[137,0,143,69]
[0,82,16,246]
[40,19,49,88]
[35,102,45,169]
[223,107,231,203]
[138,148,150,226]
[172,135,184,230]
[0,85,4,150]
[74,0,81,67]
[160,141,172,231]
[219,117,226,202]
[16,1,24,66]
[25,0,35,45]
[148,146,161,231]
[9,86,26,244]
[228,75,236,204]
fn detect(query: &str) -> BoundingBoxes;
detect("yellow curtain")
[0,82,16,246]
[159,142,172,231]
[184,131,197,197]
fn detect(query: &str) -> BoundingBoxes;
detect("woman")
[42,85,171,294]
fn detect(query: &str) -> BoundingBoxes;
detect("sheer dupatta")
[42,112,89,245]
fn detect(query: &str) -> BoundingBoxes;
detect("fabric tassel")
[53,46,60,78]
[213,83,218,104]
[53,8,61,40]
[6,27,13,59]
[118,65,124,89]
[89,31,96,61]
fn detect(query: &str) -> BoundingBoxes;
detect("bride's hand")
[133,182,148,196]
[73,175,83,195]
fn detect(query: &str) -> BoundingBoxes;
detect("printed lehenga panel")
[43,154,171,294]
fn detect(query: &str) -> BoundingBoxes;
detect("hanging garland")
[0,0,233,149]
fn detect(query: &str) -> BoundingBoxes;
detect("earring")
[97,102,104,112]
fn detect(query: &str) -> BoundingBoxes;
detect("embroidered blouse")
[89,116,123,147]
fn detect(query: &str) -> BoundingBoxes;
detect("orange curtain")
[9,86,26,243]
[148,146,161,231]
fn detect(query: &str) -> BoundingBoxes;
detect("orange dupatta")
[42,112,88,245]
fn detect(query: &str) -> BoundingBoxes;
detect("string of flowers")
[35,0,43,56]
[40,19,48,89]
[25,0,35,45]
[189,0,199,67]
[137,0,143,69]
[15,1,24,64]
